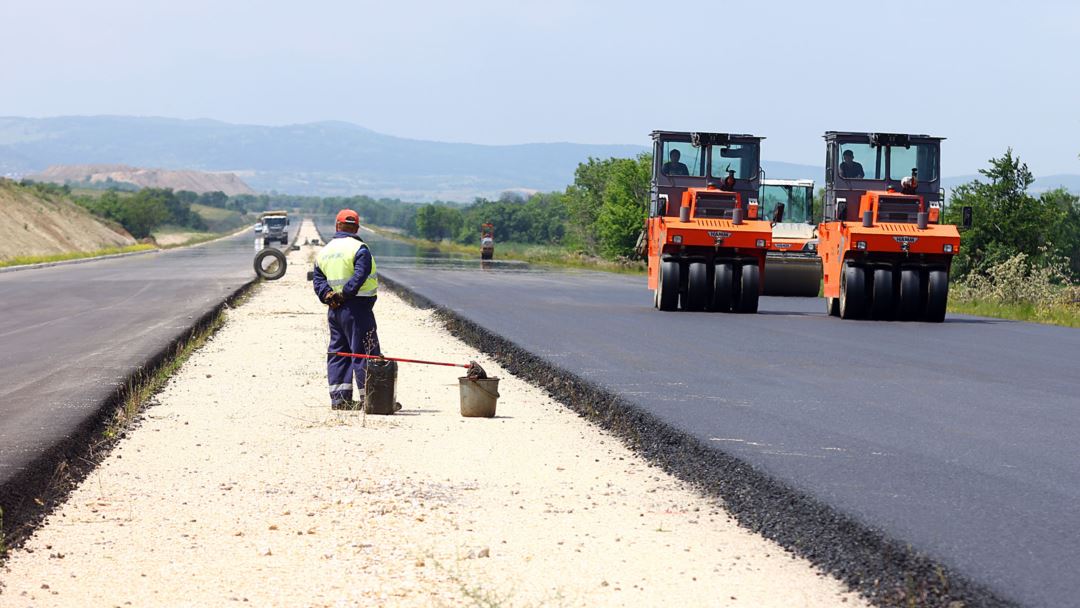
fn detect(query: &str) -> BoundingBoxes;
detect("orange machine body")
[819,191,960,298]
[646,187,771,291]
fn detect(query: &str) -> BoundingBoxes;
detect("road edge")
[0,276,260,554]
[376,273,1017,608]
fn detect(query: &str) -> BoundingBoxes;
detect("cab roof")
[824,131,944,143]
[651,130,763,143]
[762,178,815,187]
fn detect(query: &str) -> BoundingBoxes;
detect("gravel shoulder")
[0,221,867,607]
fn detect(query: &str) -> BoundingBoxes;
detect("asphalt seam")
[377,272,1018,608]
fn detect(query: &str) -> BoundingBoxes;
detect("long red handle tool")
[331,352,489,379]
[332,352,468,369]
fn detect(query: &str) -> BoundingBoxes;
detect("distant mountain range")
[1,116,1076,200]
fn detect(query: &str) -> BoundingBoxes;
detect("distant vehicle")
[644,130,772,313]
[254,223,264,234]
[259,211,289,247]
[480,223,494,260]
[759,179,821,297]
[819,131,972,321]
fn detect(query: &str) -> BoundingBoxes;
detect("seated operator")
[840,149,865,179]
[662,149,690,176]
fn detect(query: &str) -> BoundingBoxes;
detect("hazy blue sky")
[4,0,1079,176]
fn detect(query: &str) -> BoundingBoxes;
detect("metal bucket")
[459,377,500,417]
[364,359,398,415]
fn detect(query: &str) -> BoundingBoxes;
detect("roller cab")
[760,179,821,297]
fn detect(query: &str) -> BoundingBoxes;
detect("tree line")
[408,154,652,260]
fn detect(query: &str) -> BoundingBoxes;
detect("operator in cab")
[840,149,865,179]
[312,209,382,410]
[662,149,690,176]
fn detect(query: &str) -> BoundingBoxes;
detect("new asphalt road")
[0,229,283,498]
[322,223,1080,607]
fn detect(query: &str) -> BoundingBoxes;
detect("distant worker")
[840,149,865,179]
[313,209,381,409]
[662,149,690,176]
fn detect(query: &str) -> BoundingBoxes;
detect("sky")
[3,0,1079,176]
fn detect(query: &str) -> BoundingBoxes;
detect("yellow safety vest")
[316,236,378,297]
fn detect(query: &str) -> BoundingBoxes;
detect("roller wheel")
[254,247,287,280]
[898,269,921,320]
[734,262,760,313]
[871,268,894,320]
[825,296,840,317]
[924,269,949,323]
[712,262,734,312]
[684,262,710,311]
[658,259,680,311]
[839,264,865,319]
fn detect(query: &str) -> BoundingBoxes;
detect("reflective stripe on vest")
[316,236,378,297]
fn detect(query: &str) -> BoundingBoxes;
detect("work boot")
[331,397,363,411]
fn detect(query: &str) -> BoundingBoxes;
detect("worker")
[662,149,690,176]
[840,149,865,179]
[312,209,381,409]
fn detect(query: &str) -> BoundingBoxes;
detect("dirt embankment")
[0,179,135,261]
[0,220,867,607]
[30,164,256,196]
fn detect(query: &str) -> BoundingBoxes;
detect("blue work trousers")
[326,296,381,404]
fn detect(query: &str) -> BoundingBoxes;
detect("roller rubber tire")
[658,260,680,311]
[899,269,921,320]
[734,262,760,314]
[685,262,710,311]
[712,262,734,312]
[925,269,949,323]
[254,247,288,281]
[839,264,866,319]
[871,268,894,320]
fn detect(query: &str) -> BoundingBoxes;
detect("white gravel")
[0,221,868,607]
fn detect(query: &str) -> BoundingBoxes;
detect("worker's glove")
[324,291,344,309]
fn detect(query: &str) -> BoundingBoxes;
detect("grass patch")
[366,226,645,274]
[948,299,1080,327]
[101,287,256,440]
[0,244,155,268]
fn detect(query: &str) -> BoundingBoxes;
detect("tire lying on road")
[254,247,288,280]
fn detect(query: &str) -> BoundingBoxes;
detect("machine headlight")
[756,239,766,248]
[856,241,867,250]
[944,244,954,253]
[804,241,818,252]
[672,235,682,244]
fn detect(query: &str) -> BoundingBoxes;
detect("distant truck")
[259,211,289,247]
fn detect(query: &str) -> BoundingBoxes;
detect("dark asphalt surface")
[0,229,282,494]
[324,221,1080,607]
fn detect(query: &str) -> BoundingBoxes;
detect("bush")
[952,249,1078,311]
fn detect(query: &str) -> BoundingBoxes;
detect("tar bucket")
[364,359,398,415]
[459,377,500,418]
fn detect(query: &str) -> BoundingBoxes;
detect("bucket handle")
[470,380,500,400]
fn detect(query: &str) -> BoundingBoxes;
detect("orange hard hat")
[336,209,359,225]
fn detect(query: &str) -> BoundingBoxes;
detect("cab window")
[888,143,939,181]
[838,143,880,179]
[660,142,704,177]
[709,144,756,179]
[760,185,811,223]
